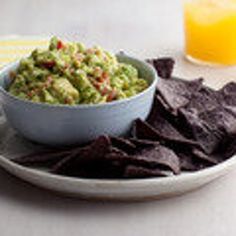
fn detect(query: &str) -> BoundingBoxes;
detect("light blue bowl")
[0,54,158,146]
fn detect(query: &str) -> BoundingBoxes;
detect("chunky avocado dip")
[8,37,148,105]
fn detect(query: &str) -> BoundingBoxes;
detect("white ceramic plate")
[0,116,235,201]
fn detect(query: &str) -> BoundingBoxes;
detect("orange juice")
[184,0,236,65]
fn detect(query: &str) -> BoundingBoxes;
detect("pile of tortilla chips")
[13,58,236,178]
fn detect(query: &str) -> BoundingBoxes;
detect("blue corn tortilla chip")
[147,98,199,146]
[105,145,181,175]
[224,105,236,117]
[147,57,175,79]
[191,148,220,165]
[177,152,199,171]
[136,145,181,174]
[220,136,236,160]
[185,86,221,113]
[51,151,79,175]
[123,166,167,178]
[199,106,236,136]
[133,118,198,148]
[156,77,203,114]
[179,108,223,154]
[219,82,236,106]
[110,136,136,154]
[179,105,236,154]
[128,138,159,148]
[177,148,221,171]
[52,135,112,175]
[132,118,161,141]
[13,150,70,167]
[53,140,180,178]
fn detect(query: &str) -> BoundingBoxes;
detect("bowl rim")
[0,54,158,110]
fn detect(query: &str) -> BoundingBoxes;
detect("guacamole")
[8,37,148,105]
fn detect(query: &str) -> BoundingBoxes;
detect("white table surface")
[1,0,236,235]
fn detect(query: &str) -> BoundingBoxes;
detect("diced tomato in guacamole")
[8,37,148,105]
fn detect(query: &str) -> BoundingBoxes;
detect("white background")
[0,0,236,235]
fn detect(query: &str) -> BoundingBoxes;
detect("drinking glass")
[183,0,236,65]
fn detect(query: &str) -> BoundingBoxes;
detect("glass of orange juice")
[183,0,236,65]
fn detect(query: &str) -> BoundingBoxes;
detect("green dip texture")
[8,37,148,105]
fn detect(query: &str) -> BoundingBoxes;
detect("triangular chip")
[179,108,223,154]
[106,145,181,175]
[52,135,112,174]
[147,57,175,79]
[185,86,221,113]
[156,77,203,114]
[110,136,136,154]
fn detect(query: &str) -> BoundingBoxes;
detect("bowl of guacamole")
[0,37,158,145]
[8,37,148,105]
